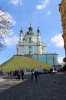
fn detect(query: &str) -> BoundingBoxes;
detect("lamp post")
[53,57,54,67]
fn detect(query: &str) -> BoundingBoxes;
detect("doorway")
[29,51,31,55]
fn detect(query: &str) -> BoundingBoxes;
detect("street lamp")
[53,57,54,67]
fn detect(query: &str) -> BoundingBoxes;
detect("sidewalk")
[0,78,6,82]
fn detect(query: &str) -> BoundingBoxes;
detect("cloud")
[4,35,19,46]
[47,10,51,15]
[51,34,64,47]
[36,0,49,10]
[58,57,64,64]
[10,0,23,5]
[36,5,43,10]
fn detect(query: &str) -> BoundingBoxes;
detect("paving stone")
[0,73,66,100]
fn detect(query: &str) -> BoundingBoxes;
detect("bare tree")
[0,7,12,51]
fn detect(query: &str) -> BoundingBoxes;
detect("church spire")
[37,27,40,33]
[30,23,32,27]
[20,27,23,34]
[28,23,33,31]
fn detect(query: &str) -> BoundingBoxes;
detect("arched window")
[29,37,31,41]
[28,45,31,48]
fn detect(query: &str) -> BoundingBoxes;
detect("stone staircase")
[23,54,32,58]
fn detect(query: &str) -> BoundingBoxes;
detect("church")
[16,23,46,55]
[16,23,58,66]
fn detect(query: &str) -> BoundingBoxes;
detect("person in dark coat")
[21,70,24,80]
[30,70,34,81]
[34,70,38,81]
[18,70,21,80]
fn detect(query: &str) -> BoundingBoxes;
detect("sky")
[0,0,64,64]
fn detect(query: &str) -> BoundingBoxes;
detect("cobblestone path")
[0,73,66,100]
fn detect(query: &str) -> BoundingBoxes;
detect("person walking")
[21,70,24,80]
[18,69,21,80]
[30,70,34,81]
[34,70,38,81]
[16,70,18,79]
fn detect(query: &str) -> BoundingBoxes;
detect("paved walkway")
[0,73,66,100]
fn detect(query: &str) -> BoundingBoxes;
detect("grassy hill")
[0,56,53,72]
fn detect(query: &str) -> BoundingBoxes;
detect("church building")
[16,23,58,66]
[16,23,46,55]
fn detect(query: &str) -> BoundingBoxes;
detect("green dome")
[37,27,40,33]
[20,27,23,34]
[26,23,34,35]
[28,23,33,31]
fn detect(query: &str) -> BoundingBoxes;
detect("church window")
[23,38,25,41]
[42,47,43,49]
[29,37,31,41]
[28,45,31,48]
[29,51,31,55]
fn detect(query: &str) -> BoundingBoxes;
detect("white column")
[22,46,24,55]
[25,46,27,54]
[18,46,20,54]
[20,46,21,55]
[37,45,38,54]
[39,46,42,54]
[21,46,22,55]
[19,46,20,54]
[37,45,42,54]
[16,45,18,55]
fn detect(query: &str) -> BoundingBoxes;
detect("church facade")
[16,23,58,66]
[16,23,46,55]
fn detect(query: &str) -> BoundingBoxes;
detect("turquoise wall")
[33,46,36,54]
[24,46,26,54]
[32,54,58,66]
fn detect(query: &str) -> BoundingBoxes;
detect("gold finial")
[38,27,40,30]
[30,23,32,27]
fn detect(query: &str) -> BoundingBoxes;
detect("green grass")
[0,56,53,72]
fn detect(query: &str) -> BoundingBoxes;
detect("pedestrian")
[30,70,34,81]
[18,69,21,80]
[16,70,18,79]
[21,70,24,80]
[34,70,38,81]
